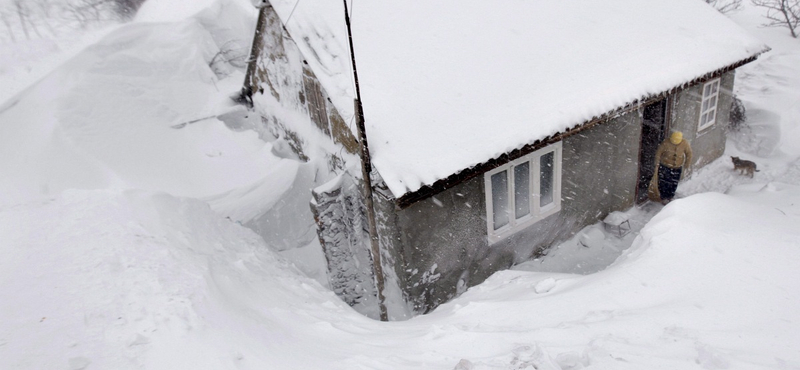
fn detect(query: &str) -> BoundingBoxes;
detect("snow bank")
[136,0,253,23]
[729,2,800,158]
[136,0,215,22]
[3,184,798,369]
[0,190,357,370]
[206,161,322,251]
[0,1,280,205]
[422,186,800,369]
[0,0,337,285]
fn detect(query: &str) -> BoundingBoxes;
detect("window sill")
[696,122,716,138]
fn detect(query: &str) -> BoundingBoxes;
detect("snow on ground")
[1,178,798,369]
[0,190,360,369]
[1,0,799,369]
[728,3,800,157]
[515,204,662,275]
[135,0,221,22]
[0,22,121,106]
[0,1,278,205]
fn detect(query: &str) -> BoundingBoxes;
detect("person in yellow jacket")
[654,131,692,204]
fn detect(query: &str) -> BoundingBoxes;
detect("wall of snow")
[204,3,366,255]
[135,0,254,22]
[0,6,281,204]
[0,189,356,370]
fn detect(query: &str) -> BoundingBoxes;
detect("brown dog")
[731,156,759,178]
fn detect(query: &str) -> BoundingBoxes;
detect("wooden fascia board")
[394,53,765,209]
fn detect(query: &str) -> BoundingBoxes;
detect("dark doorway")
[636,98,669,204]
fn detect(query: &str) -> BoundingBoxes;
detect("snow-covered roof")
[271,0,768,199]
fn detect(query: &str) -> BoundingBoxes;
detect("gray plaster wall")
[384,110,643,314]
[669,71,735,175]
[392,178,488,312]
[560,111,642,225]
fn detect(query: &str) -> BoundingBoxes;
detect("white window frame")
[698,78,721,132]
[484,142,562,245]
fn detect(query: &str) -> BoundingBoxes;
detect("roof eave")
[393,51,768,209]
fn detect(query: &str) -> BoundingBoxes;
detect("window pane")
[712,81,719,93]
[514,162,530,219]
[702,100,709,112]
[701,113,708,126]
[704,84,711,96]
[491,171,509,230]
[710,96,717,109]
[540,152,555,207]
[708,110,715,122]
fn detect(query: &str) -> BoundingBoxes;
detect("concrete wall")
[393,178,488,312]
[383,110,643,314]
[561,111,642,224]
[669,71,735,175]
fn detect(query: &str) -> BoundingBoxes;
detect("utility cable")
[344,0,358,130]
[284,0,301,26]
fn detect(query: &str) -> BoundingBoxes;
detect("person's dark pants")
[658,164,682,201]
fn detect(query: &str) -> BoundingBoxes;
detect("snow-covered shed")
[241,0,768,317]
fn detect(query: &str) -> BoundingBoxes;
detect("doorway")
[636,98,669,204]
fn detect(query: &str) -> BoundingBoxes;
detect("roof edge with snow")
[394,52,768,208]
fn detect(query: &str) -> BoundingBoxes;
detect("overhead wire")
[345,0,357,130]
[284,0,301,27]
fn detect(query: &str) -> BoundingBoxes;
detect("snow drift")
[2,184,798,369]
[1,0,799,368]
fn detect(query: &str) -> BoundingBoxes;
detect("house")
[240,0,768,319]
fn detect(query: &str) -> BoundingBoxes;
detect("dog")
[731,156,759,178]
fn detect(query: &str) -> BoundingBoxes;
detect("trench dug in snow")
[516,203,663,276]
[516,98,791,276]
